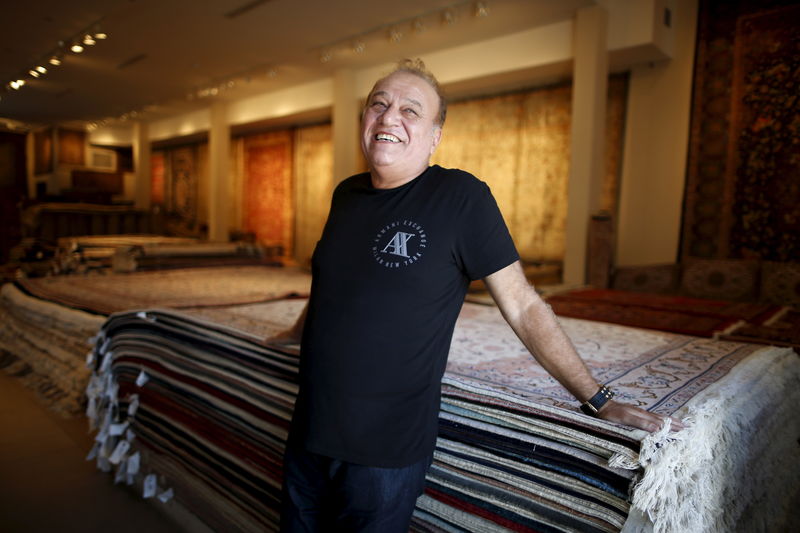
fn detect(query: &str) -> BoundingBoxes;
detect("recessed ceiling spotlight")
[49,56,61,66]
[29,69,40,78]
[94,31,107,40]
[36,66,47,74]
[83,34,96,46]
[71,43,84,53]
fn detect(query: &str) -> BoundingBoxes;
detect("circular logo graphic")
[371,220,427,268]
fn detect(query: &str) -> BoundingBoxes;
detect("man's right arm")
[263,301,308,346]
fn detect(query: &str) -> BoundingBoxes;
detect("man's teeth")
[375,133,400,142]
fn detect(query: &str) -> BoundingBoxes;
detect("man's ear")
[430,126,443,155]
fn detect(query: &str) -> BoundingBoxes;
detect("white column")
[208,101,231,242]
[132,121,151,209]
[332,69,360,183]
[563,5,609,285]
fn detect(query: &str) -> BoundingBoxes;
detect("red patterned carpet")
[546,288,784,337]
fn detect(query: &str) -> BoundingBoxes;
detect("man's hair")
[374,58,448,126]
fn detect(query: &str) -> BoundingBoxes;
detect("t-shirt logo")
[372,220,427,268]
[382,232,415,257]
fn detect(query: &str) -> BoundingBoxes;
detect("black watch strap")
[580,385,614,416]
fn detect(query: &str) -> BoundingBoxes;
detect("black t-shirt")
[290,165,519,467]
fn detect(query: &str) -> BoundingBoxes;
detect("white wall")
[615,0,697,266]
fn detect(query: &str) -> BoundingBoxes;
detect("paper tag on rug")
[86,442,99,461]
[157,488,174,503]
[127,451,140,475]
[127,394,140,417]
[136,370,149,387]
[109,439,130,465]
[97,455,111,473]
[85,350,95,368]
[143,474,157,498]
[109,421,128,437]
[100,351,113,373]
[114,460,127,485]
[99,336,111,355]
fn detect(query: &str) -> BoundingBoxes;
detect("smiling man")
[272,59,678,532]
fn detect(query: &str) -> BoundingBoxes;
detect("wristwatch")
[580,385,614,416]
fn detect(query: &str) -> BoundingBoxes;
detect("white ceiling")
[0,0,592,129]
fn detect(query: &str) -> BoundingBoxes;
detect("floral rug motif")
[447,303,762,416]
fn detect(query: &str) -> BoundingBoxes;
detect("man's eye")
[372,101,387,109]
[403,108,419,116]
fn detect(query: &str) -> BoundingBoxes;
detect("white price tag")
[127,451,140,475]
[109,421,128,437]
[127,394,140,417]
[114,460,127,485]
[143,474,157,498]
[157,488,174,503]
[109,439,130,465]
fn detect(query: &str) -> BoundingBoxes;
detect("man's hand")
[598,400,685,433]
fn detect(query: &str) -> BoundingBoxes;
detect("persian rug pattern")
[243,131,294,253]
[682,0,800,260]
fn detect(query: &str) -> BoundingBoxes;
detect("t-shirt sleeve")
[455,179,520,281]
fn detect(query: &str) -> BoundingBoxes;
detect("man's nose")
[378,104,401,125]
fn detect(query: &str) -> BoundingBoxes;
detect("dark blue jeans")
[280,445,431,532]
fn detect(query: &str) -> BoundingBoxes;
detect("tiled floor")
[0,371,185,532]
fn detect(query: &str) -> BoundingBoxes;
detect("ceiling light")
[83,34,96,46]
[442,9,456,25]
[71,43,84,53]
[29,69,40,78]
[95,30,108,39]
[49,56,61,66]
[36,66,47,74]
[10,80,25,90]
[413,17,426,33]
[389,27,403,43]
[475,2,489,18]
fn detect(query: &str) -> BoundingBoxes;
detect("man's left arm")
[483,261,682,433]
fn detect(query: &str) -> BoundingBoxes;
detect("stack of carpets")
[85,299,800,533]
[0,283,104,415]
[545,288,785,338]
[0,266,311,415]
[16,265,312,315]
[110,241,284,272]
[53,235,198,274]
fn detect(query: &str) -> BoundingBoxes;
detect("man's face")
[361,71,442,180]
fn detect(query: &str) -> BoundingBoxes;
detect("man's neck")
[370,163,429,190]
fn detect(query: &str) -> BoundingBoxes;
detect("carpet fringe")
[625,346,800,533]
